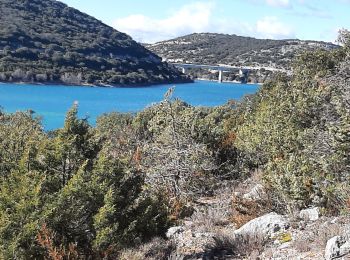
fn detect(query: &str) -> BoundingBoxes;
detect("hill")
[0,0,190,86]
[146,33,338,70]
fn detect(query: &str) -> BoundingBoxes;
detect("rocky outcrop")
[234,212,290,238]
[325,235,350,260]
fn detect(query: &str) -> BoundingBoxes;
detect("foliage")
[36,224,79,260]
[0,170,44,259]
[231,34,350,213]
[96,94,242,201]
[147,32,338,69]
[0,110,43,176]
[0,0,190,86]
[92,156,169,254]
[0,105,170,259]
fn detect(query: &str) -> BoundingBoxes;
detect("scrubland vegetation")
[0,30,349,259]
[147,33,337,69]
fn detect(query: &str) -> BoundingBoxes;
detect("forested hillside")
[0,0,190,86]
[146,33,338,69]
[0,30,349,259]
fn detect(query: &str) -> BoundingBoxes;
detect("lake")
[0,80,259,130]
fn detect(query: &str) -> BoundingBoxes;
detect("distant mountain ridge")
[146,33,338,70]
[0,0,190,86]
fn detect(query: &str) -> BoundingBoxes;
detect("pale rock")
[166,226,185,239]
[233,191,241,197]
[325,235,350,260]
[299,207,320,221]
[234,212,289,238]
[331,217,339,224]
[277,241,292,250]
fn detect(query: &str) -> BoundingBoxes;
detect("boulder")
[325,236,350,260]
[234,212,289,238]
[166,226,185,239]
[299,207,320,221]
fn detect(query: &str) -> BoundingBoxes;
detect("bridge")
[170,63,287,83]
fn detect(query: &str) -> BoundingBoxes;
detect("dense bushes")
[0,106,170,259]
[98,96,240,200]
[0,99,241,258]
[230,30,350,213]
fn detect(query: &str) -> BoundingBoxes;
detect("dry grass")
[119,251,144,260]
[189,203,231,233]
[315,223,343,247]
[205,229,267,259]
[230,194,272,228]
[167,197,195,222]
[293,220,345,254]
[233,169,263,195]
[119,237,176,260]
[233,231,268,258]
[293,236,313,253]
[227,169,275,228]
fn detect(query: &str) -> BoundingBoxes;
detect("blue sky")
[60,0,350,43]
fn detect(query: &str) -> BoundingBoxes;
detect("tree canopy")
[0,0,190,86]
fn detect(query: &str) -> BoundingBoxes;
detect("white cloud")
[113,2,215,43]
[288,0,333,19]
[256,16,295,39]
[265,0,291,8]
[246,0,292,8]
[113,2,295,43]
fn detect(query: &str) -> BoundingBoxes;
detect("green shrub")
[231,35,350,213]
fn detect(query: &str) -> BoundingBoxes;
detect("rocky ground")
[120,174,350,260]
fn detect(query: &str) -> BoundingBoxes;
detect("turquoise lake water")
[0,81,259,130]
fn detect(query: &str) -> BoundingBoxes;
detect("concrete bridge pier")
[170,63,257,84]
[218,70,223,83]
[239,69,249,84]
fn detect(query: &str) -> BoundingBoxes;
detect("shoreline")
[195,77,263,85]
[0,78,262,89]
[0,78,194,89]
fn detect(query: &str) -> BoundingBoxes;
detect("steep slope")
[0,0,190,86]
[146,33,338,69]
